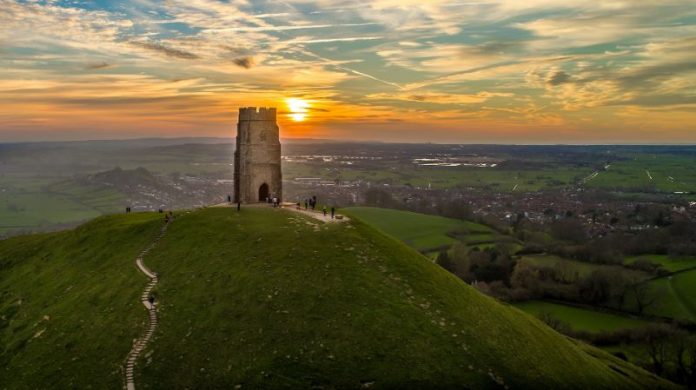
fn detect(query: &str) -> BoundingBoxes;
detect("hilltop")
[0,207,673,388]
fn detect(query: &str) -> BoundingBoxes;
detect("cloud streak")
[130,41,200,60]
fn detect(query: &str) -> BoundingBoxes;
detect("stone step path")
[124,222,169,390]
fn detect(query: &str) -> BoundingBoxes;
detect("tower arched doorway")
[258,183,269,202]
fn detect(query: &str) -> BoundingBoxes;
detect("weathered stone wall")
[234,107,282,203]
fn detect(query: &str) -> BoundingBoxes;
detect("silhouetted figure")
[148,295,155,305]
[158,208,163,213]
[237,201,241,212]
[227,195,232,202]
[323,206,327,216]
[331,207,335,219]
[126,206,131,213]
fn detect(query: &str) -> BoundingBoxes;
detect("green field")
[624,254,696,273]
[0,208,672,388]
[633,275,696,322]
[0,179,126,236]
[0,191,101,234]
[642,270,696,322]
[515,301,650,333]
[343,207,494,252]
[585,155,696,193]
[519,254,651,280]
[672,270,696,316]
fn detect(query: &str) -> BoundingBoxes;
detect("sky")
[0,0,695,143]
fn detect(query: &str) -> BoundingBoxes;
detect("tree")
[549,218,586,243]
[448,242,471,281]
[436,249,455,273]
[363,188,397,208]
[626,279,657,315]
[578,270,612,304]
[635,324,674,375]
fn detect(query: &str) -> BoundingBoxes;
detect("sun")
[286,98,309,122]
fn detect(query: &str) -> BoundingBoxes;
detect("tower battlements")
[238,107,276,121]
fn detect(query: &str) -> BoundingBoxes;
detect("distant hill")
[0,208,673,388]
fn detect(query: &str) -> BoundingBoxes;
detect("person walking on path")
[331,207,335,219]
[323,206,327,217]
[237,201,241,212]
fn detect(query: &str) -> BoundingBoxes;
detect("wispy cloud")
[0,0,695,142]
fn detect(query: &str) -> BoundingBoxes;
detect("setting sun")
[286,98,309,122]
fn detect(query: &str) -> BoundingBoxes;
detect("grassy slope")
[137,208,667,389]
[343,207,493,252]
[515,301,649,333]
[0,213,163,388]
[0,208,672,388]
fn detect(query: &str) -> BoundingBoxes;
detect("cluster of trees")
[436,243,515,287]
[512,216,696,267]
[540,317,696,387]
[505,262,660,314]
[437,246,662,316]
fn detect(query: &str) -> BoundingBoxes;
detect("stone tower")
[234,107,282,203]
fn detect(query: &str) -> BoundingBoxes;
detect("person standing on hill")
[331,207,335,219]
[323,206,327,217]
[237,201,241,212]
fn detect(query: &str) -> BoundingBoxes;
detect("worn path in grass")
[211,202,349,224]
[124,221,169,390]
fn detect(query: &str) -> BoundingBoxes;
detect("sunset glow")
[286,98,309,122]
[0,1,695,143]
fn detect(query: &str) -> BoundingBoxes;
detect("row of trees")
[437,244,661,315]
[540,318,696,386]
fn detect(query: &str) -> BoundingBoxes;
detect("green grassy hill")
[0,208,673,388]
